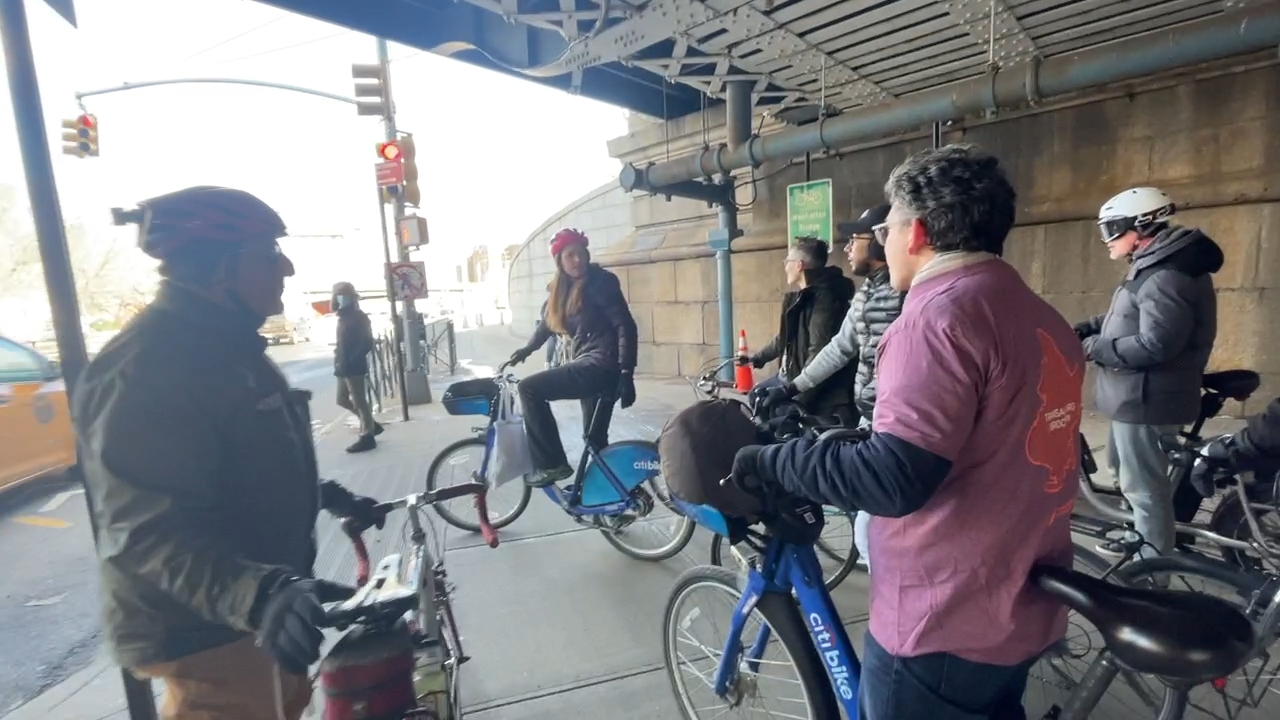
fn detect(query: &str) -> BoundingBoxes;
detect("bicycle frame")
[1073,437,1280,558]
[715,536,863,716]
[479,376,655,519]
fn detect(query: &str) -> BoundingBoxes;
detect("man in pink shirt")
[731,144,1084,719]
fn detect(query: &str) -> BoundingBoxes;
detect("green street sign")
[786,179,834,245]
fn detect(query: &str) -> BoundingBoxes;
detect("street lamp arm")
[75,78,358,105]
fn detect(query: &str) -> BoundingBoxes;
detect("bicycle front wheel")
[426,437,531,532]
[663,565,840,719]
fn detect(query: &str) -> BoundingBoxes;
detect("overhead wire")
[183,13,290,62]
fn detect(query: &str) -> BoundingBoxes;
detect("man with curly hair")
[730,145,1086,718]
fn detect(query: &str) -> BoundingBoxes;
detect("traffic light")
[400,134,420,207]
[376,141,401,162]
[352,63,390,118]
[61,113,98,158]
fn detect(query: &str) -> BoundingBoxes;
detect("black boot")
[346,434,377,453]
[372,422,385,437]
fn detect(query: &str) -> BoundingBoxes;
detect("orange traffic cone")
[734,329,754,392]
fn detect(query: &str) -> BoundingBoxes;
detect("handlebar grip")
[474,490,500,549]
[340,518,372,587]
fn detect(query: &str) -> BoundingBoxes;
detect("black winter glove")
[618,372,637,409]
[1190,435,1239,498]
[507,347,533,367]
[255,577,355,675]
[729,445,769,499]
[1073,321,1097,340]
[762,382,799,410]
[320,480,386,530]
[735,354,768,370]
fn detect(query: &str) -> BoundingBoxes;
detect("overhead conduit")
[619,4,1280,192]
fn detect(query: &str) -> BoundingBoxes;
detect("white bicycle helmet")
[1097,187,1176,243]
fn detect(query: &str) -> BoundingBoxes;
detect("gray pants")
[337,375,376,436]
[1107,421,1180,557]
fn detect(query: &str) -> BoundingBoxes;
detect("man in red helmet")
[74,187,384,719]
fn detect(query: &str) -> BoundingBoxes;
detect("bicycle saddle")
[325,554,418,628]
[1202,370,1260,401]
[1031,565,1255,684]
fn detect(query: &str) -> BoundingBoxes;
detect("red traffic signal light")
[377,141,402,162]
[77,113,96,130]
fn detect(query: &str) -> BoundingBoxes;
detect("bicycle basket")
[658,398,763,520]
[442,377,500,416]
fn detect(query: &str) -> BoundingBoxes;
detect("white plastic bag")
[489,383,534,488]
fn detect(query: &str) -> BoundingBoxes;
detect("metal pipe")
[715,80,752,378]
[622,5,1280,191]
[0,3,158,718]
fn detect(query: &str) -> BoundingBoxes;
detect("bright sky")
[0,0,628,313]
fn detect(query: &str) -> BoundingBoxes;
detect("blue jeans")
[860,631,1033,720]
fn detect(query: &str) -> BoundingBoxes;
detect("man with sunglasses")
[730,145,1085,718]
[75,187,386,719]
[1074,187,1223,559]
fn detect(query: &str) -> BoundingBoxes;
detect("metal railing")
[417,316,457,375]
[364,332,400,414]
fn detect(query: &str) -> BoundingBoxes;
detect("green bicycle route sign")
[786,179,834,245]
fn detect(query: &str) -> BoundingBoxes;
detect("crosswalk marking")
[40,488,84,513]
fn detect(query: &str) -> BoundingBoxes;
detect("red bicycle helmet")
[549,228,589,257]
[112,186,287,260]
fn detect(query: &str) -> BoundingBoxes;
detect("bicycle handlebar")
[340,482,500,586]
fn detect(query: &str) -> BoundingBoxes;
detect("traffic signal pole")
[374,37,431,406]
[0,2,157,719]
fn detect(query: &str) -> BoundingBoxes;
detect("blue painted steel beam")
[259,0,706,117]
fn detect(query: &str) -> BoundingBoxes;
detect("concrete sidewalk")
[4,323,1248,719]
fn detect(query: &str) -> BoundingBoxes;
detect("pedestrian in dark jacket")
[743,236,855,424]
[507,228,638,487]
[75,187,385,720]
[332,281,382,453]
[1075,187,1223,558]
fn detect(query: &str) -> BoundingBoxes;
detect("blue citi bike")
[425,367,696,560]
[663,402,1260,720]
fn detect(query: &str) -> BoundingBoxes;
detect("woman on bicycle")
[507,228,638,487]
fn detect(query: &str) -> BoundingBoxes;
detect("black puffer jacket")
[334,303,374,378]
[1080,226,1223,425]
[522,264,637,371]
[755,266,856,420]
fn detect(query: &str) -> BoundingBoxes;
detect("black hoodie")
[1082,226,1224,425]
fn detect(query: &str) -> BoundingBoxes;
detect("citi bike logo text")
[633,459,661,471]
[808,613,855,700]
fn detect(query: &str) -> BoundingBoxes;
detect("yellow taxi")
[0,335,76,492]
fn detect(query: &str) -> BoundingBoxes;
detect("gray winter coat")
[1081,226,1223,425]
[793,265,905,421]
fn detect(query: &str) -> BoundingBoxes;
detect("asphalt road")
[0,342,339,717]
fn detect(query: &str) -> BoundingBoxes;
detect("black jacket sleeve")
[596,271,638,371]
[1234,396,1280,469]
[758,431,953,517]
